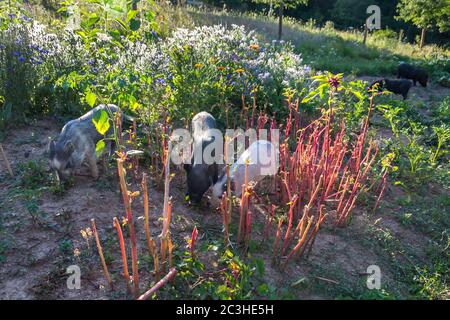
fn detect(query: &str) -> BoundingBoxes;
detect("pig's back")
[192,112,216,136]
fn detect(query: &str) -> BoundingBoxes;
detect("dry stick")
[160,141,172,274]
[117,159,139,298]
[141,173,160,279]
[91,218,113,290]
[0,144,13,176]
[113,217,131,293]
[137,268,177,300]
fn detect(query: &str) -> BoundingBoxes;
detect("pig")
[368,78,412,100]
[183,111,219,204]
[212,140,278,201]
[48,104,122,181]
[397,62,428,87]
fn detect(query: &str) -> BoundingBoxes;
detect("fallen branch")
[137,268,177,300]
[0,144,13,176]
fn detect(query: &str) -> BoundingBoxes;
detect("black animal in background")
[184,111,219,204]
[368,79,413,100]
[397,62,428,87]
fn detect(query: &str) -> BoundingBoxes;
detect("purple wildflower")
[155,78,166,85]
[328,76,341,89]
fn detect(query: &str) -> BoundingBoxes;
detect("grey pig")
[49,104,122,181]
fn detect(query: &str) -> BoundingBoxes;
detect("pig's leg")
[87,153,99,180]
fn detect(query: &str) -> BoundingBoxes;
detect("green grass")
[187,8,450,78]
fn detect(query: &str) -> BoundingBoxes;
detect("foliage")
[396,0,450,33]
[376,98,449,188]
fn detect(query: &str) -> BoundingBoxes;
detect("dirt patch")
[0,117,440,299]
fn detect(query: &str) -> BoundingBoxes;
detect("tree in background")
[396,0,450,48]
[253,0,309,39]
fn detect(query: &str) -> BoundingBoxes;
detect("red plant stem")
[245,209,252,248]
[137,268,177,300]
[168,238,174,269]
[113,217,131,293]
[238,161,250,243]
[141,173,159,280]
[161,201,172,273]
[117,159,139,297]
[297,210,327,261]
[283,215,315,268]
[220,194,229,244]
[280,194,299,257]
[91,218,113,290]
[251,89,257,128]
[190,226,198,259]
[272,218,283,261]
[373,171,388,212]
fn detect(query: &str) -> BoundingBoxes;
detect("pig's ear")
[64,140,75,155]
[183,163,192,173]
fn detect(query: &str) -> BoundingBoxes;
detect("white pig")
[212,140,278,200]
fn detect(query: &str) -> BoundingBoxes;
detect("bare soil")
[0,110,444,299]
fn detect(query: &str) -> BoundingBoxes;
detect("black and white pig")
[184,111,220,204]
[211,140,278,201]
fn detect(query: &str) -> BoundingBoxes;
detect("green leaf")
[95,139,106,158]
[256,283,269,296]
[126,10,138,23]
[255,258,265,277]
[92,109,110,135]
[317,83,328,99]
[301,91,319,104]
[353,90,364,100]
[129,19,141,31]
[86,92,97,107]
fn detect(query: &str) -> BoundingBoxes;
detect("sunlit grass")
[188,8,449,77]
